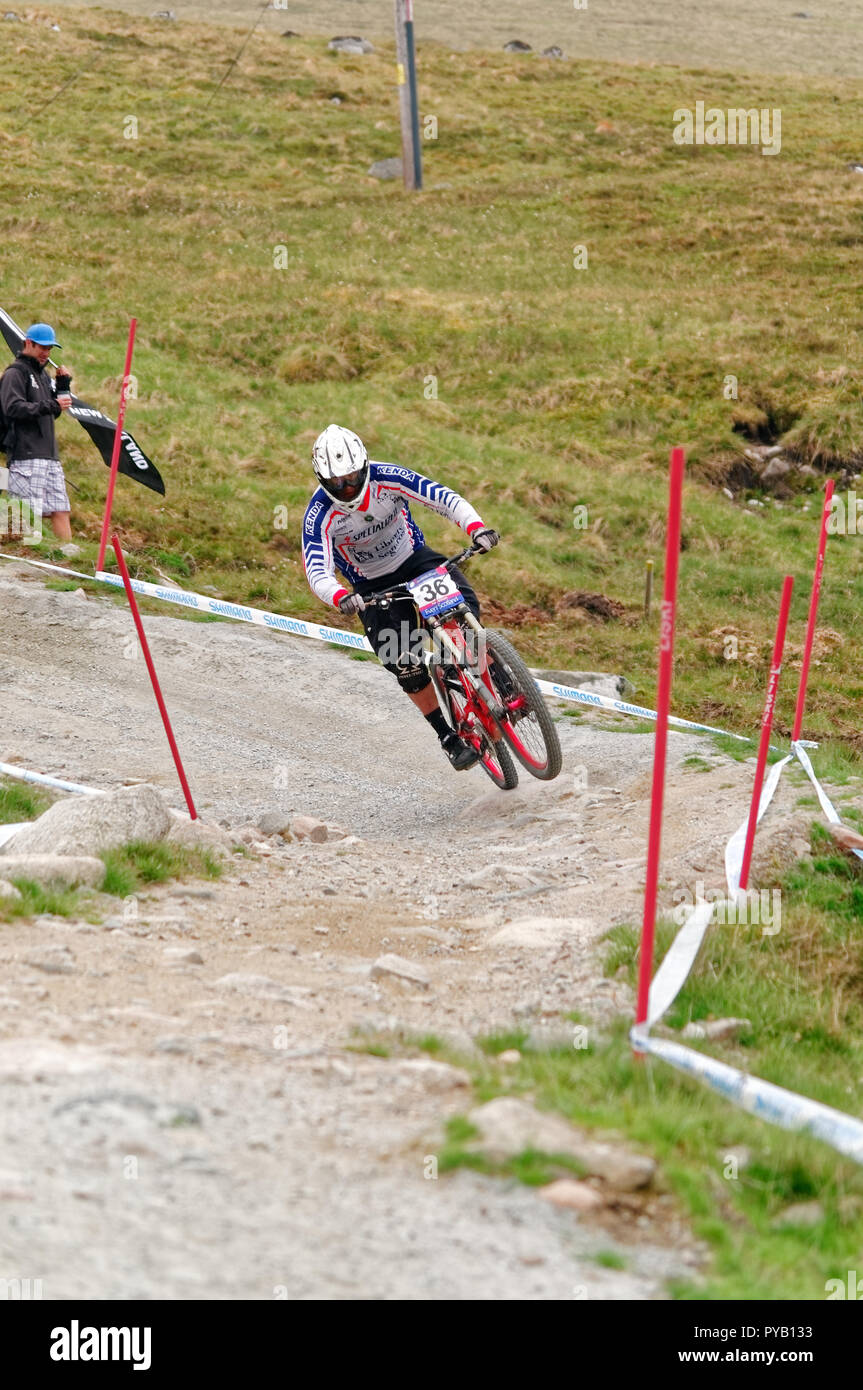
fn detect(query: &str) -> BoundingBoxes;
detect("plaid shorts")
[7,458,70,514]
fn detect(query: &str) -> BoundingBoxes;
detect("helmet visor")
[326,468,366,503]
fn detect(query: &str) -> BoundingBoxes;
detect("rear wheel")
[433,664,518,791]
[483,630,562,781]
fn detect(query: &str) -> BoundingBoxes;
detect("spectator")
[0,322,73,540]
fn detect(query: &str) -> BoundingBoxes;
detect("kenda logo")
[156,587,198,608]
[50,1321,151,1370]
[304,501,324,534]
[673,101,781,155]
[552,684,600,705]
[826,1271,863,1299]
[263,614,309,636]
[377,465,413,479]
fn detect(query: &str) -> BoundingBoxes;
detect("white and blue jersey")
[302,461,485,608]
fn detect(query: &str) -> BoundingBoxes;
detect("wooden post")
[394,0,423,191]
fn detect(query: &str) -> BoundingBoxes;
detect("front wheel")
[483,630,563,781]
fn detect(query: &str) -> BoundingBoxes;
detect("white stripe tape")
[646,897,714,1027]
[724,754,793,895]
[0,762,104,796]
[93,571,375,653]
[631,1032,863,1165]
[534,679,757,742]
[792,740,863,862]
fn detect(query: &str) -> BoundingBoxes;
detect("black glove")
[54,372,72,394]
[472,527,500,552]
[338,592,366,615]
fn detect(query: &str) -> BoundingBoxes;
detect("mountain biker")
[302,423,500,771]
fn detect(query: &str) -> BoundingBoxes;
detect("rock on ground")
[329,35,373,54]
[164,812,234,857]
[467,1098,655,1191]
[0,854,104,888]
[370,954,431,989]
[3,784,170,857]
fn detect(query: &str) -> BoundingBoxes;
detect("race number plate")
[406,566,463,619]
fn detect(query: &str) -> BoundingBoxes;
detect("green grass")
[2,14,863,751]
[426,825,863,1298]
[0,807,223,920]
[99,841,222,896]
[595,1250,628,1270]
[0,780,54,825]
[2,879,82,921]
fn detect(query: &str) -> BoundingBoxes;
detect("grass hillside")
[3,8,863,751]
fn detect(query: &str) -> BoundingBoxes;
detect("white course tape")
[0,761,103,796]
[639,738,863,1166]
[646,897,714,1027]
[792,741,863,862]
[93,571,374,652]
[533,679,758,743]
[724,754,793,895]
[631,1032,863,1165]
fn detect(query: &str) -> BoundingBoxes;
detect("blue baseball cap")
[24,323,62,349]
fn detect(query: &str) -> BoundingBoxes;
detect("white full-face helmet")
[312,424,370,511]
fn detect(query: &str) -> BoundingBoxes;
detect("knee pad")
[395,653,431,694]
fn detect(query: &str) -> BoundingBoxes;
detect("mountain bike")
[363,546,562,790]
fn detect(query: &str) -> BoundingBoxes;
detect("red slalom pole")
[635,446,685,1031]
[97,318,137,573]
[791,479,834,743]
[112,535,198,820]
[738,575,794,891]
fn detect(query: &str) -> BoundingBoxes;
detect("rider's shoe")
[441,731,481,771]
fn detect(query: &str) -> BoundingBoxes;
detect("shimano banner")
[0,305,165,496]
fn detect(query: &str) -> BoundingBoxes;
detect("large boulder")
[2,785,171,858]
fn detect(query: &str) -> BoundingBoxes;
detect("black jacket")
[0,352,62,461]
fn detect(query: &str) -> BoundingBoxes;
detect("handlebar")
[361,544,480,610]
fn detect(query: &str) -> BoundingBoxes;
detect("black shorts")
[357,544,480,676]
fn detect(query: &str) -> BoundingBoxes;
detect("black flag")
[0,305,165,496]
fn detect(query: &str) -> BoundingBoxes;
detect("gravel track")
[0,564,809,1299]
